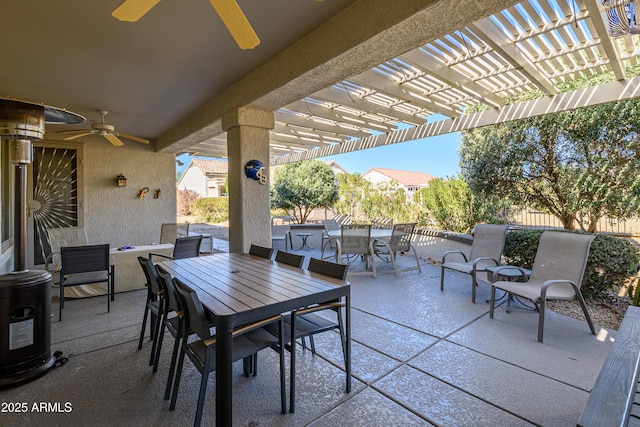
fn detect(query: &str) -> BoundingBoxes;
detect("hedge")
[503,229,639,298]
[191,197,229,224]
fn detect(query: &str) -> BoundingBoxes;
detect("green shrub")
[191,197,228,224]
[503,229,639,298]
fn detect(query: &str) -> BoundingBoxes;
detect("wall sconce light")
[116,174,127,187]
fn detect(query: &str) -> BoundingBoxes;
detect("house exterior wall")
[74,137,176,248]
[178,165,208,196]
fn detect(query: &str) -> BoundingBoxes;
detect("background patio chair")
[320,219,341,260]
[440,224,509,303]
[170,279,287,424]
[160,223,190,244]
[45,226,88,273]
[371,217,393,229]
[373,223,421,275]
[249,244,274,259]
[57,244,113,321]
[274,250,304,268]
[151,235,202,261]
[489,231,597,343]
[336,223,376,277]
[271,224,292,252]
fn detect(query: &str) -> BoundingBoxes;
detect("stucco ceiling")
[3,0,640,163]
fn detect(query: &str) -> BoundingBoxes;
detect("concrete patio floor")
[0,241,616,426]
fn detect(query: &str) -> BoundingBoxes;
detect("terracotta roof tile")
[192,159,228,175]
[363,167,434,186]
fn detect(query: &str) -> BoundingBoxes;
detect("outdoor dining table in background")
[158,252,351,426]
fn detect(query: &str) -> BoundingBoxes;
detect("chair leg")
[576,294,597,335]
[194,364,211,427]
[471,269,477,304]
[138,300,150,350]
[290,313,297,413]
[390,252,398,276]
[279,319,287,414]
[164,329,183,401]
[538,298,546,343]
[169,342,187,411]
[59,284,64,321]
[489,286,496,319]
[152,314,167,372]
[440,266,445,291]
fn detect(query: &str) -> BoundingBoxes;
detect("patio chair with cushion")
[45,226,88,273]
[489,231,597,343]
[373,222,421,275]
[151,235,202,261]
[440,224,509,303]
[336,223,376,277]
[159,223,190,244]
[170,279,287,424]
[271,224,292,252]
[249,244,274,259]
[56,244,113,321]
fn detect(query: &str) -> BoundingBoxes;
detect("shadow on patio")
[0,243,615,426]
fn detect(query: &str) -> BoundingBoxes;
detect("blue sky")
[177,130,462,179]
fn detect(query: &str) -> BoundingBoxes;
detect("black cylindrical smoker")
[0,99,83,389]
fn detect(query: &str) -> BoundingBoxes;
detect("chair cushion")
[62,271,110,286]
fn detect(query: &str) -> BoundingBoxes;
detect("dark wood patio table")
[158,252,351,426]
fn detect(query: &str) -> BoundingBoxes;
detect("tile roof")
[192,159,228,175]
[363,167,435,187]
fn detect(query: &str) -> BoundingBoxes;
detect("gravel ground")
[546,288,630,330]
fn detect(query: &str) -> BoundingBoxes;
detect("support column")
[222,107,274,253]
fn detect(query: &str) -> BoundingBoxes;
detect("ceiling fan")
[60,110,150,146]
[111,0,261,49]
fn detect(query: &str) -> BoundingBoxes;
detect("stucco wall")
[178,164,207,197]
[78,137,176,247]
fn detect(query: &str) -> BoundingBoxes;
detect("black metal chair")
[170,278,287,425]
[249,244,273,259]
[288,258,349,412]
[57,244,113,321]
[274,250,304,268]
[151,235,202,261]
[136,256,165,367]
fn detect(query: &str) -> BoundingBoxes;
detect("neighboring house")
[362,167,434,200]
[177,159,228,197]
[325,160,348,176]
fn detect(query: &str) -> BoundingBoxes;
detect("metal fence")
[509,209,640,237]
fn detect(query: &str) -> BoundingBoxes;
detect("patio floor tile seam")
[52,323,141,349]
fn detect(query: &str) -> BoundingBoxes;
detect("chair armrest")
[149,252,173,262]
[471,257,499,271]
[490,265,529,282]
[441,250,468,264]
[44,251,61,273]
[540,279,578,297]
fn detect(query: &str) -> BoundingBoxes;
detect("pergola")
[178,0,640,165]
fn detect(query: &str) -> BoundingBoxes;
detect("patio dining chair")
[56,244,113,321]
[170,278,287,425]
[489,231,597,343]
[150,235,202,261]
[440,224,509,303]
[249,243,274,259]
[373,223,421,275]
[274,250,305,268]
[320,219,341,260]
[137,256,165,367]
[336,223,376,277]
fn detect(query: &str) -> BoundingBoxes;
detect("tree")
[270,160,338,223]
[414,176,510,233]
[460,76,640,233]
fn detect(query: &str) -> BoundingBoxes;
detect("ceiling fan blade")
[63,132,94,141]
[117,132,150,144]
[112,0,162,22]
[105,134,125,147]
[209,0,260,49]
